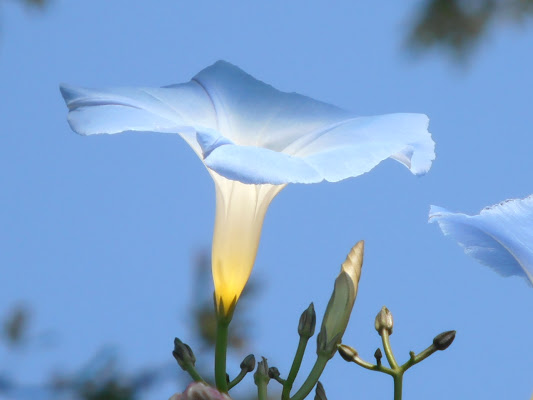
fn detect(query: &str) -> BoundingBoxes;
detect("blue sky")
[0,1,532,399]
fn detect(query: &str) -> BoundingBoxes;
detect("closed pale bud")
[173,338,196,369]
[240,354,256,373]
[298,303,316,339]
[314,381,327,400]
[337,344,358,362]
[433,330,456,351]
[374,306,393,336]
[318,241,364,358]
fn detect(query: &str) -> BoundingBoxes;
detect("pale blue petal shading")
[202,113,433,184]
[61,60,435,185]
[196,129,234,158]
[290,113,433,181]
[205,143,322,184]
[60,82,219,154]
[191,61,351,150]
[429,196,533,286]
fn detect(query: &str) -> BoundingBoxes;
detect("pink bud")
[169,383,232,400]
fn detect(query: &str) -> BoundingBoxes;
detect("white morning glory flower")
[60,60,435,316]
[429,195,533,286]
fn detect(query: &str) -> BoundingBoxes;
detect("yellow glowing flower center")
[210,172,284,316]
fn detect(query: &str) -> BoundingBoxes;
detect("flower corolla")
[61,61,435,315]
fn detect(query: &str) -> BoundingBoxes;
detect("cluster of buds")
[169,241,455,400]
[338,306,456,399]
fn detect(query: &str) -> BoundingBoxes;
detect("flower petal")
[295,113,434,181]
[429,196,533,286]
[201,113,433,184]
[200,134,322,184]
[196,129,235,158]
[192,61,352,150]
[59,82,219,154]
[62,62,435,184]
[210,173,284,314]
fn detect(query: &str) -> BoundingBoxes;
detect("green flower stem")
[401,345,437,371]
[348,354,394,376]
[379,331,403,400]
[254,359,270,400]
[393,372,404,400]
[255,376,268,400]
[184,364,206,383]
[215,318,230,392]
[380,330,399,370]
[272,375,287,385]
[282,336,310,400]
[290,355,329,400]
[228,369,247,390]
[391,345,437,400]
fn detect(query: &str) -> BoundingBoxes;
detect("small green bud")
[172,338,196,370]
[240,354,256,373]
[433,330,456,351]
[268,366,280,379]
[374,348,383,366]
[254,357,270,385]
[298,303,316,339]
[314,381,327,400]
[337,344,358,362]
[374,306,393,336]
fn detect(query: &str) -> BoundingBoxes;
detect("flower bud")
[374,348,383,365]
[337,344,358,362]
[298,303,316,339]
[317,241,364,358]
[374,306,393,336]
[254,357,270,385]
[268,367,280,379]
[173,338,196,370]
[314,381,327,400]
[433,330,456,351]
[240,354,256,373]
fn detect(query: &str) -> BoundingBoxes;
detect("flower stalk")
[289,355,329,400]
[228,354,256,390]
[254,358,270,400]
[380,329,399,371]
[214,316,230,392]
[282,303,316,400]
